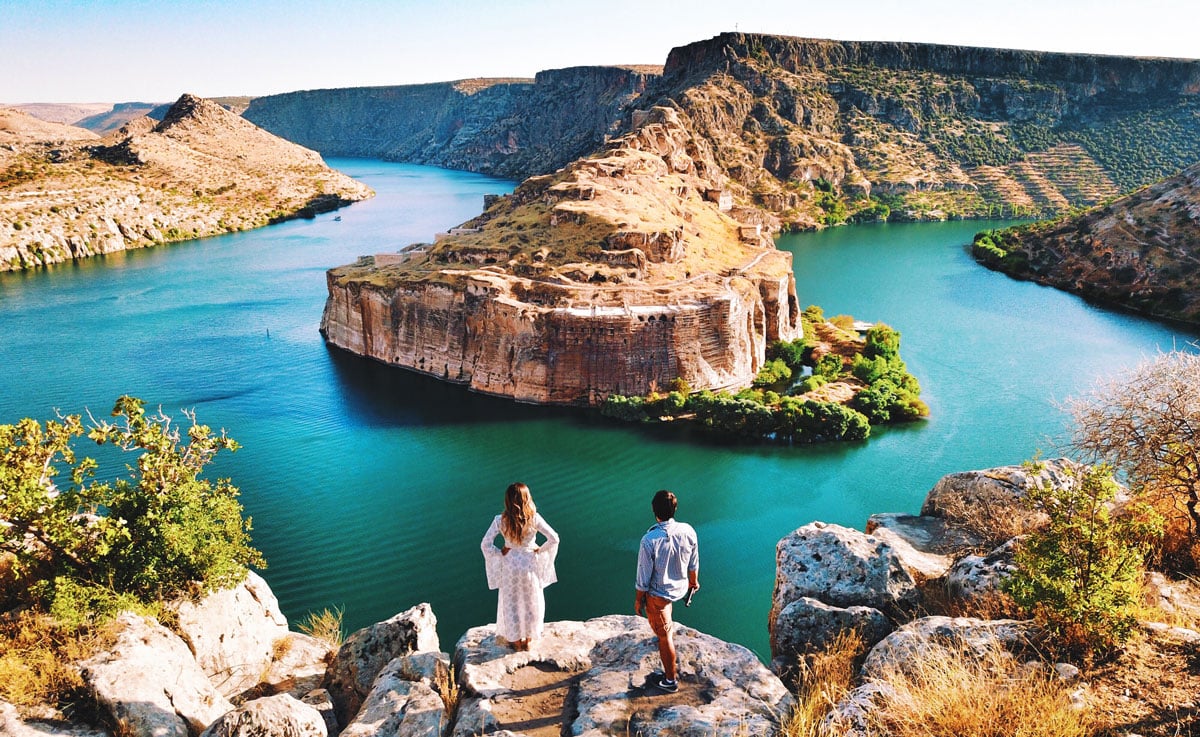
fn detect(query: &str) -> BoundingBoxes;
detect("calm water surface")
[1,160,1195,660]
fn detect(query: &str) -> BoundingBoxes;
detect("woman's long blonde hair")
[501,482,537,540]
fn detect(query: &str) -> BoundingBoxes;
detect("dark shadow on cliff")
[325,343,590,429]
[325,343,912,457]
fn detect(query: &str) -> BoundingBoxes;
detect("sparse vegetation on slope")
[0,94,372,272]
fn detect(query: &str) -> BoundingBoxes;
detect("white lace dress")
[481,513,560,642]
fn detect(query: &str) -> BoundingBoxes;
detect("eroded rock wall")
[321,265,798,404]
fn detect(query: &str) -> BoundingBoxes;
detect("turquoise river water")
[1,159,1195,661]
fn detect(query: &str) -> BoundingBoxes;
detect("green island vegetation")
[601,305,929,443]
[0,396,263,709]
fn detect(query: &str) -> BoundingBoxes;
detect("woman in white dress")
[481,482,559,650]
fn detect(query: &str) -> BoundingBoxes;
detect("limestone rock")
[454,616,791,737]
[326,603,440,725]
[861,616,1034,680]
[171,570,291,698]
[320,103,802,407]
[822,681,896,737]
[78,612,233,737]
[0,700,110,737]
[770,596,891,673]
[862,514,955,580]
[339,655,448,737]
[199,694,326,737]
[257,632,334,699]
[300,689,338,736]
[770,521,919,650]
[1,94,371,272]
[945,538,1020,614]
[920,459,1079,537]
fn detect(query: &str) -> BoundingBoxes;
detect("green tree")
[863,323,901,360]
[0,396,264,619]
[1003,462,1162,653]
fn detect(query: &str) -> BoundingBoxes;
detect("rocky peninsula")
[973,160,1200,326]
[0,94,372,272]
[321,105,801,404]
[6,460,1196,736]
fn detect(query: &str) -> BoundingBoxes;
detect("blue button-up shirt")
[636,518,699,601]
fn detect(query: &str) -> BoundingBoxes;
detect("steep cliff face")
[244,66,661,180]
[973,161,1200,325]
[642,33,1200,228]
[321,106,801,405]
[0,94,372,271]
[249,34,1200,229]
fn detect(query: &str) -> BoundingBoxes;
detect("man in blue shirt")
[634,489,699,694]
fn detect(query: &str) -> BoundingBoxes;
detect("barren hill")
[973,161,1200,325]
[0,94,372,271]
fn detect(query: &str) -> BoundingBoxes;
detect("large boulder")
[920,460,1080,544]
[453,615,792,737]
[771,596,892,673]
[199,694,326,737]
[339,653,449,737]
[78,612,233,737]
[171,570,291,699]
[325,603,440,726]
[861,616,1034,680]
[770,521,919,644]
[861,514,956,580]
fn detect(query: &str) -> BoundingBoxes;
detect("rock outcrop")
[199,694,328,737]
[325,603,440,725]
[0,94,372,272]
[321,105,801,405]
[245,67,660,181]
[455,616,792,737]
[78,612,235,737]
[974,159,1200,326]
[171,570,294,698]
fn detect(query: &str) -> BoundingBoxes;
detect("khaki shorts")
[645,594,673,638]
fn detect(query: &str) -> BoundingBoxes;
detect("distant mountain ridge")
[244,66,661,180]
[247,33,1200,229]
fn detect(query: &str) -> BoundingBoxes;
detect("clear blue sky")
[2,0,1197,103]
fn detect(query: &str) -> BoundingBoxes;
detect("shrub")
[0,396,264,618]
[599,394,647,422]
[1003,462,1163,654]
[297,606,346,648]
[754,358,794,388]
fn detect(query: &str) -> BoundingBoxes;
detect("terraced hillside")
[973,160,1200,325]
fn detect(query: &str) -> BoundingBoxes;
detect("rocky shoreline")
[0,95,372,272]
[7,458,1194,736]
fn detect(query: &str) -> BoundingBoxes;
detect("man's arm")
[635,537,652,615]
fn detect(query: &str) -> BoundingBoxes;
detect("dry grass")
[936,491,1045,552]
[296,606,345,648]
[780,630,864,737]
[432,658,461,724]
[864,641,1091,737]
[0,610,114,715]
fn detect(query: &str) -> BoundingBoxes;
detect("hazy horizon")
[3,0,1198,105]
